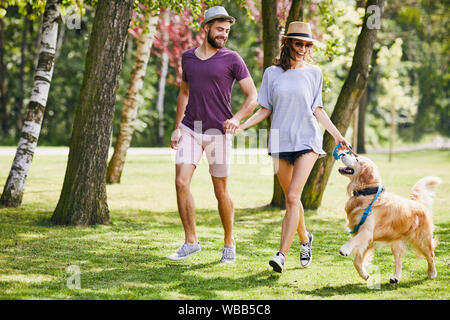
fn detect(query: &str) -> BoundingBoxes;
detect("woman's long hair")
[273,38,314,71]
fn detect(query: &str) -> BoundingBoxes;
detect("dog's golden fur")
[338,154,441,283]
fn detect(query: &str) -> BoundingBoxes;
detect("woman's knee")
[286,192,301,208]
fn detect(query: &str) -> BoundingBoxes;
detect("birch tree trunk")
[389,105,395,162]
[156,12,169,146]
[17,13,29,131]
[51,0,133,225]
[301,0,385,210]
[0,0,59,207]
[106,13,158,184]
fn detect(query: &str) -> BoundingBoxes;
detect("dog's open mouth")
[339,167,355,175]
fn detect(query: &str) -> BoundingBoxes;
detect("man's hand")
[222,117,240,135]
[171,128,181,149]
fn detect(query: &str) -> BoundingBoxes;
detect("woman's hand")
[239,107,272,131]
[334,135,351,150]
[223,117,241,135]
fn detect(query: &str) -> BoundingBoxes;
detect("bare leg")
[175,164,197,244]
[277,153,318,256]
[211,176,234,247]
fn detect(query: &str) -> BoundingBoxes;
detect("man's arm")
[171,80,189,149]
[223,76,258,134]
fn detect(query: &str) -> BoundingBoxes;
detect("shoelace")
[221,247,234,260]
[177,243,190,256]
[300,245,310,260]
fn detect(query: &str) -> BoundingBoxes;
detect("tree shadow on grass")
[1,204,446,299]
[296,278,429,297]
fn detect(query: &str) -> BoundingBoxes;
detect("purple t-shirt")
[181,47,250,134]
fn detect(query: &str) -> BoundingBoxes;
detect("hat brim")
[201,15,236,27]
[282,35,316,43]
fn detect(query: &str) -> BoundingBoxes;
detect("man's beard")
[207,31,226,49]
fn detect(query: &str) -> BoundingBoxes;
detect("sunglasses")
[293,41,313,48]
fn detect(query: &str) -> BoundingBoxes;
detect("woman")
[239,22,349,272]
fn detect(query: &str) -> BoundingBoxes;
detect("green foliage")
[376,38,418,128]
[0,0,447,147]
[314,0,366,112]
[393,0,449,139]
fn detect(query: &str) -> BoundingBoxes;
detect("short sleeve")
[181,53,188,82]
[311,68,323,113]
[257,68,272,110]
[232,53,250,81]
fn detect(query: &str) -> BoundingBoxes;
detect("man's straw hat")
[201,6,236,27]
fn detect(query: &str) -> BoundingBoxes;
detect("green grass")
[0,148,449,299]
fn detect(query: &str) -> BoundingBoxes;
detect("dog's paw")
[390,277,399,284]
[339,246,352,256]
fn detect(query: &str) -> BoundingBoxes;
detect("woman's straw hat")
[282,21,316,43]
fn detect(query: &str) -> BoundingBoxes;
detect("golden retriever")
[338,154,441,283]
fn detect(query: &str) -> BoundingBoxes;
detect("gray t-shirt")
[257,65,326,157]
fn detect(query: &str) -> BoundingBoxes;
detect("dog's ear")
[356,163,376,186]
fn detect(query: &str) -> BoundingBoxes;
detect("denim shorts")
[270,149,314,165]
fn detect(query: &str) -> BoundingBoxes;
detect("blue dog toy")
[333,143,355,160]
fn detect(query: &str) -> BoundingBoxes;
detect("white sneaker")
[300,232,313,268]
[168,242,201,261]
[220,241,236,263]
[269,252,285,273]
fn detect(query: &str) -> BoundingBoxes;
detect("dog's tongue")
[339,167,354,175]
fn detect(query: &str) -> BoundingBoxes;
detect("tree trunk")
[0,0,59,207]
[357,87,368,153]
[285,0,306,28]
[106,13,158,184]
[54,20,65,61]
[389,105,395,162]
[301,0,385,210]
[262,1,279,71]
[156,12,169,146]
[262,0,284,208]
[352,105,359,152]
[17,13,29,132]
[0,18,8,135]
[51,0,133,225]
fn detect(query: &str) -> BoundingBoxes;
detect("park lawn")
[0,148,448,300]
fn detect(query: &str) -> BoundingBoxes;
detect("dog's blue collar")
[349,185,384,234]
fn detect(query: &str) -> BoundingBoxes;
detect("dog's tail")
[410,176,442,211]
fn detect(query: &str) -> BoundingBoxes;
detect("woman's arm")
[223,77,258,134]
[239,107,272,130]
[313,107,350,147]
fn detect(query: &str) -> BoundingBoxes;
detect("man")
[169,6,258,263]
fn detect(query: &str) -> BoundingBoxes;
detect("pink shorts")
[175,124,233,177]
